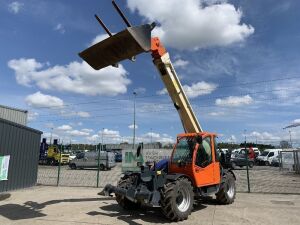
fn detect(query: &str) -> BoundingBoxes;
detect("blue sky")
[1,0,300,146]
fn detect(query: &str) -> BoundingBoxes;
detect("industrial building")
[0,104,41,192]
[0,104,28,126]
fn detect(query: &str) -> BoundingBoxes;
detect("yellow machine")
[47,145,70,165]
[39,138,70,165]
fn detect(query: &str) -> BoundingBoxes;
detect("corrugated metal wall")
[0,105,28,126]
[0,118,42,192]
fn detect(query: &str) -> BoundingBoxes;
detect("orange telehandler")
[79,1,236,221]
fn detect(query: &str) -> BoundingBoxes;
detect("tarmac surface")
[0,186,300,225]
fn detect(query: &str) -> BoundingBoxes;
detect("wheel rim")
[227,182,235,199]
[176,188,191,212]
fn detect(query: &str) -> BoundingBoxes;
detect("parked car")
[69,151,116,170]
[256,149,281,166]
[230,152,255,169]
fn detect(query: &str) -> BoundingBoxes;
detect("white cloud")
[77,111,90,118]
[99,128,120,137]
[67,129,90,137]
[89,34,110,46]
[156,81,217,98]
[28,112,39,122]
[128,124,138,129]
[141,132,174,143]
[43,132,59,140]
[133,87,146,94]
[209,111,225,116]
[8,58,131,96]
[294,119,300,123]
[127,0,254,50]
[156,88,168,95]
[226,135,237,143]
[56,125,72,131]
[86,129,174,144]
[54,23,65,34]
[216,95,253,107]
[183,81,217,98]
[25,91,64,108]
[173,59,189,68]
[273,80,300,104]
[81,128,93,133]
[248,131,281,141]
[8,1,24,14]
[86,134,99,142]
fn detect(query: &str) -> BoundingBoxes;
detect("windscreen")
[172,137,195,164]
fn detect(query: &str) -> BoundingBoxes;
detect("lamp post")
[133,92,137,149]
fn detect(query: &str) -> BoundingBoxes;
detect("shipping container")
[0,104,28,126]
[0,117,42,192]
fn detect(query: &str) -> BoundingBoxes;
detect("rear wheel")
[161,178,194,221]
[216,172,236,204]
[99,164,105,171]
[116,176,141,210]
[70,163,77,170]
[248,161,254,168]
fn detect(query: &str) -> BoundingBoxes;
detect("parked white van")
[256,149,282,166]
[69,151,116,170]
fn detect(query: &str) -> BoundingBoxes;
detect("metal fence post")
[245,148,251,193]
[57,143,62,186]
[96,144,101,188]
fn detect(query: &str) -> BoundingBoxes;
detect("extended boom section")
[151,39,202,133]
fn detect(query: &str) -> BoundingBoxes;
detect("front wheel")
[216,172,236,204]
[161,178,194,221]
[116,176,141,210]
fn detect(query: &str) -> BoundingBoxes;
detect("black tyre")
[248,161,254,168]
[69,163,77,170]
[161,178,194,221]
[99,164,105,171]
[216,172,236,204]
[231,162,237,169]
[116,176,141,210]
[265,161,270,166]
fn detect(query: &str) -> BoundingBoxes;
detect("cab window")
[195,136,212,168]
[214,137,220,162]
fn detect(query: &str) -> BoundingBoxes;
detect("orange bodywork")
[151,37,167,59]
[169,132,221,188]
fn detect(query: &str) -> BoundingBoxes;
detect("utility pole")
[133,91,137,150]
[101,128,104,150]
[50,127,53,145]
[244,129,250,193]
[244,129,247,148]
[289,130,292,148]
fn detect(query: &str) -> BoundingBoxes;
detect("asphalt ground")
[0,186,300,225]
[37,164,300,194]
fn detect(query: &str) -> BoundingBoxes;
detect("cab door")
[193,135,220,187]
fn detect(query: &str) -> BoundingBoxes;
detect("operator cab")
[169,132,221,188]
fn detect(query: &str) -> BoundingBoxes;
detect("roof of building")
[0,104,28,113]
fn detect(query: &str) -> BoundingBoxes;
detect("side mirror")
[196,135,203,144]
[136,145,142,158]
